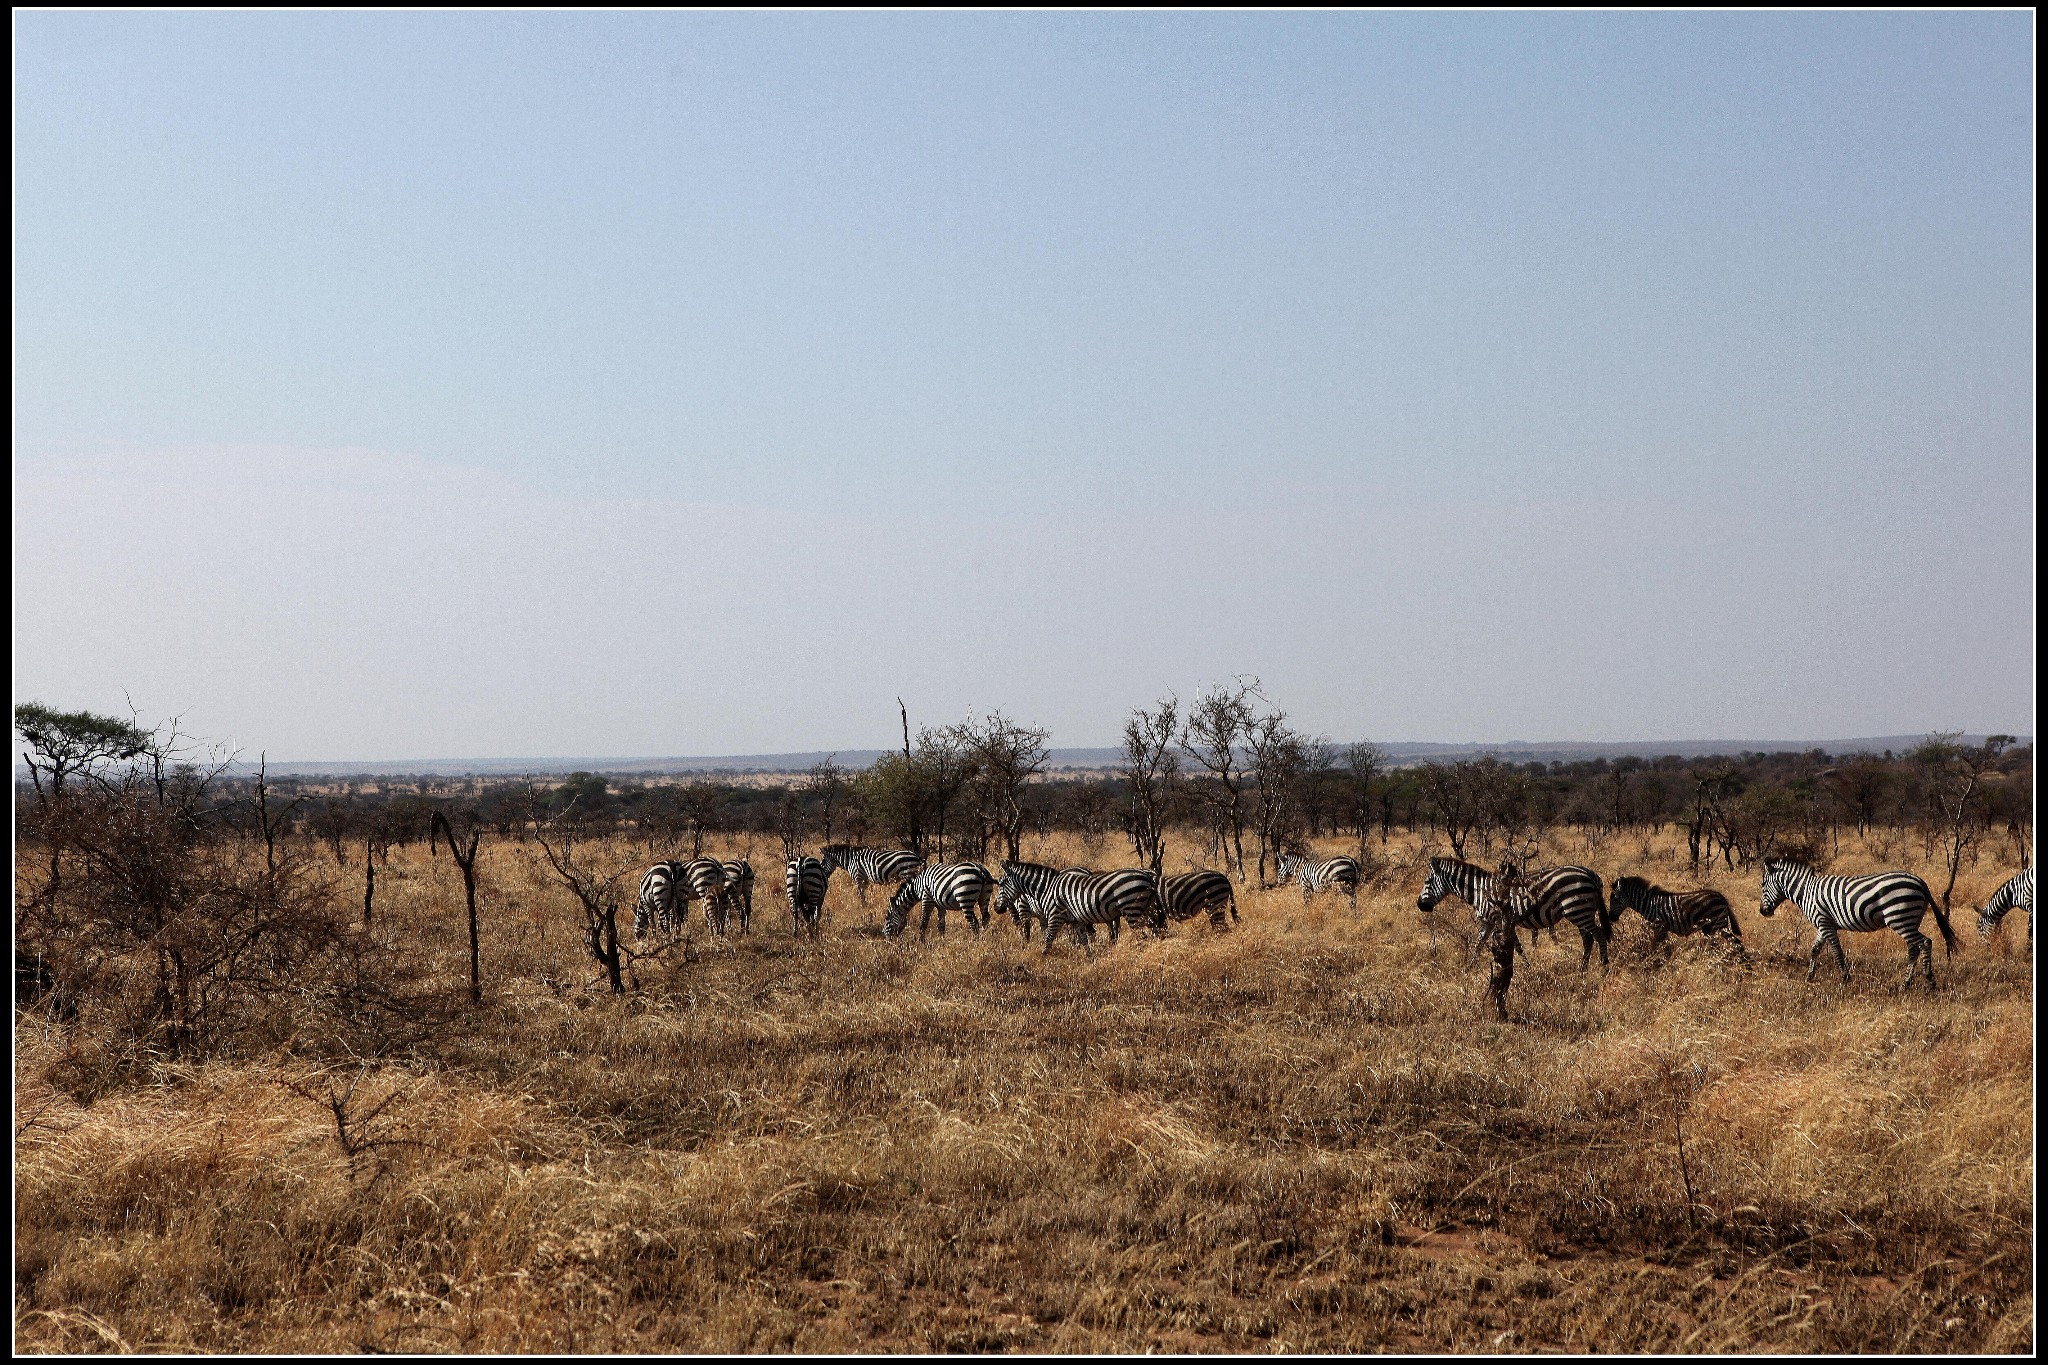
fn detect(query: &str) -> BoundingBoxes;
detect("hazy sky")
[13,12,2034,759]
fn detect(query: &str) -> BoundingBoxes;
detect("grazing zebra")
[885,862,997,940]
[1154,869,1237,929]
[995,860,1070,939]
[1608,875,1748,960]
[821,844,924,904]
[720,859,756,933]
[1977,868,2034,947]
[1416,857,1610,969]
[1758,858,1957,989]
[1037,868,1165,954]
[785,856,830,939]
[1276,853,1362,906]
[680,856,734,936]
[636,860,689,938]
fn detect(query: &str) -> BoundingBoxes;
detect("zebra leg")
[1578,925,1595,972]
[1903,930,1935,990]
[1649,925,1669,957]
[1108,917,1121,944]
[1806,927,1828,981]
[1815,923,1849,983]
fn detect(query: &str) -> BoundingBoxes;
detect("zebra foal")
[1608,875,1748,961]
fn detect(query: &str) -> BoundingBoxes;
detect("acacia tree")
[1246,712,1309,885]
[1417,761,1482,860]
[1121,695,1180,873]
[1345,743,1388,858]
[914,725,978,860]
[15,703,151,912]
[1915,732,2015,916]
[1180,678,1261,879]
[963,711,1050,864]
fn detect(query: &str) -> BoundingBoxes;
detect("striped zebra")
[785,856,830,939]
[636,860,689,938]
[1977,868,2033,947]
[1154,869,1237,929]
[1608,875,1748,960]
[995,860,1073,939]
[885,862,996,940]
[1758,858,1957,989]
[822,844,924,905]
[636,857,733,937]
[1416,857,1610,970]
[721,859,756,933]
[1276,853,1362,906]
[1037,868,1165,954]
[680,856,734,936]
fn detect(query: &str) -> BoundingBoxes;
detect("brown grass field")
[14,828,2035,1353]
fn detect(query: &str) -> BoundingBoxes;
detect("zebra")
[1154,869,1237,929]
[1276,853,1362,907]
[1036,868,1165,954]
[995,860,1070,939]
[1758,858,1957,989]
[821,844,924,905]
[1608,875,1748,961]
[1416,857,1610,969]
[680,856,734,936]
[636,860,689,938]
[785,856,830,939]
[884,862,996,941]
[1977,868,2034,947]
[720,858,756,933]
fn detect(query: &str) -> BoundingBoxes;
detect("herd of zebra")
[635,845,1358,951]
[635,842,2036,984]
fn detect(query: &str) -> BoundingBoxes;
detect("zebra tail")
[1929,894,1960,958]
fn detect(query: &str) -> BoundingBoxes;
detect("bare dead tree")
[525,786,633,994]
[251,753,305,875]
[1246,711,1309,885]
[1180,677,1261,879]
[430,809,485,1005]
[1121,695,1180,873]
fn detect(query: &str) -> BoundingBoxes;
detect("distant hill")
[159,734,2024,780]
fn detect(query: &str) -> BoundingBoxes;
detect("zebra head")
[1758,859,1791,918]
[1417,857,1457,914]
[1610,875,1652,919]
[882,879,917,939]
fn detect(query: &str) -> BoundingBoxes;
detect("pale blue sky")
[13,12,2034,758]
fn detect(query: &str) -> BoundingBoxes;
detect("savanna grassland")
[14,828,2035,1354]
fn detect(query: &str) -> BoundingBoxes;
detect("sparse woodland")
[12,701,2034,1353]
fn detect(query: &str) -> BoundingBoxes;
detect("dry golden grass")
[14,828,2035,1353]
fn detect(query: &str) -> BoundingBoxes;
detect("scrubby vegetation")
[13,703,2034,1352]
